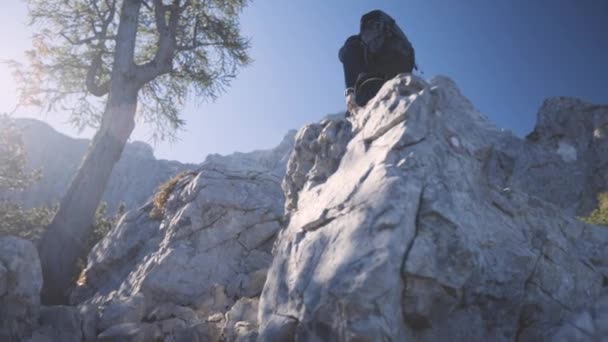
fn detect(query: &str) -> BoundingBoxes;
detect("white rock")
[258,75,608,341]
[557,141,577,162]
[223,298,259,342]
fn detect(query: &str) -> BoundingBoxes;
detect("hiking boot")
[345,87,359,117]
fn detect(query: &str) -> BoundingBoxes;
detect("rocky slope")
[62,128,296,341]
[3,119,296,214]
[1,74,607,341]
[517,97,608,216]
[3,119,195,214]
[259,75,608,341]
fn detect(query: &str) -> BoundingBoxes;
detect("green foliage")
[87,202,126,250]
[0,201,55,241]
[0,115,40,191]
[580,192,608,226]
[0,202,124,245]
[0,114,51,240]
[11,0,251,140]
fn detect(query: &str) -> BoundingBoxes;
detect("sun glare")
[0,64,18,114]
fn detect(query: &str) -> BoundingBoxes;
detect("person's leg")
[354,72,387,107]
[339,35,368,115]
[339,35,367,90]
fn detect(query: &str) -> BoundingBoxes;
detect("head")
[359,10,395,52]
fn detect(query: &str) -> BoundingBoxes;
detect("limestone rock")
[514,97,608,216]
[282,119,352,212]
[223,298,259,342]
[258,75,608,341]
[97,293,147,332]
[0,236,43,342]
[0,262,7,296]
[203,130,296,178]
[36,306,85,342]
[97,322,161,342]
[232,321,257,342]
[552,293,608,341]
[159,317,187,335]
[146,303,200,325]
[172,322,214,342]
[75,165,285,317]
[193,285,233,316]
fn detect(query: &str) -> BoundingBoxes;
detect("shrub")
[150,171,196,220]
[0,201,55,241]
[0,201,124,246]
[580,192,608,226]
[0,114,50,240]
[0,115,40,191]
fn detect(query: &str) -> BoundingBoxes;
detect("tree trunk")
[38,0,143,305]
[39,88,138,304]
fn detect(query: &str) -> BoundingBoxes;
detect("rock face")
[259,75,608,341]
[76,167,284,307]
[0,237,43,342]
[61,129,294,340]
[518,97,608,216]
[4,119,196,213]
[4,74,607,341]
[0,118,295,342]
[552,292,608,341]
[203,130,297,178]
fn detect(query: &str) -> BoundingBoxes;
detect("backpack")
[359,10,417,77]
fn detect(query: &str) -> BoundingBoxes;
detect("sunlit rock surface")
[65,130,294,341]
[258,75,608,341]
[77,168,284,307]
[3,73,607,341]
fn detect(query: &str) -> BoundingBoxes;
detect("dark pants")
[339,35,386,106]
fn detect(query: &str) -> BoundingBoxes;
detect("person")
[339,10,417,114]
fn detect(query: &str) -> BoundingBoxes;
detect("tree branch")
[176,41,227,51]
[135,0,186,85]
[86,52,110,96]
[60,33,116,46]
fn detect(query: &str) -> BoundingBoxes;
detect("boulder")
[37,306,84,342]
[97,293,147,332]
[258,75,608,341]
[0,236,43,342]
[76,167,284,309]
[223,298,259,341]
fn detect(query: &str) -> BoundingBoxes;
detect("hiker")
[339,10,417,114]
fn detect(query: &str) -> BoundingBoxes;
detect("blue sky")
[1,0,607,163]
